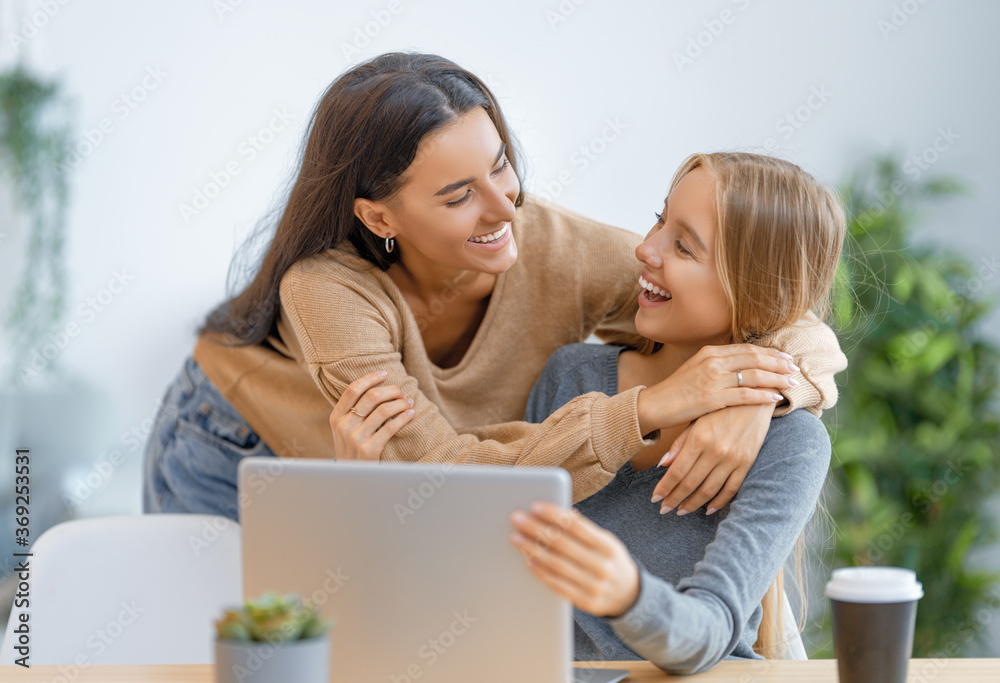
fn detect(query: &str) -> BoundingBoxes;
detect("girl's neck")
[619,336,731,472]
[636,342,704,384]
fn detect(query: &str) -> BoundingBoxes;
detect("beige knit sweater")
[193,194,847,503]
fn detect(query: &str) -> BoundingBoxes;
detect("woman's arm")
[758,311,847,416]
[590,228,847,419]
[284,267,789,503]
[587,219,845,513]
[280,267,656,503]
[512,410,831,674]
[647,314,847,514]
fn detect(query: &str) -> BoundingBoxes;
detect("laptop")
[238,458,630,683]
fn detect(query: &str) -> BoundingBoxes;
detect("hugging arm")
[651,313,848,515]
[281,271,657,503]
[606,410,831,674]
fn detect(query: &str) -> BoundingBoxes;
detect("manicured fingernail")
[676,509,689,517]
[407,398,414,406]
[406,409,415,416]
[787,377,799,387]
[706,507,718,516]
[651,494,663,503]
[787,362,800,373]
[379,370,388,377]
[511,511,527,524]
[772,393,784,402]
[510,532,524,545]
[659,506,673,515]
[530,501,547,514]
[657,453,671,467]
[777,351,792,360]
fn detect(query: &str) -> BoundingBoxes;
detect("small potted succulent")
[214,591,334,683]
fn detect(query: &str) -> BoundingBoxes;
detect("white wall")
[1,0,998,650]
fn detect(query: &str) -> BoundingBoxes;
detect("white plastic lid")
[825,567,924,603]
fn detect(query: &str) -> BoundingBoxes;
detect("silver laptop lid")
[238,458,573,683]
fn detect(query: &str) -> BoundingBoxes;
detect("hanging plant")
[0,62,74,389]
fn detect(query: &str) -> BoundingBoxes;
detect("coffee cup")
[825,567,923,683]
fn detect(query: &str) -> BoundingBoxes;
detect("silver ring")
[736,371,744,388]
[350,408,366,418]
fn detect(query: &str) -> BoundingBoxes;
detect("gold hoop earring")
[385,237,395,253]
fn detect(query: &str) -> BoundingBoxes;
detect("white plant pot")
[215,636,331,683]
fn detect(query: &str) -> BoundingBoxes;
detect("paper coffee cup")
[826,567,923,683]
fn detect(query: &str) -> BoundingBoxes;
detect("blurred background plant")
[0,60,73,388]
[815,154,1000,657]
[0,58,85,636]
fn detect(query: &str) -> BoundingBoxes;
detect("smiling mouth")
[467,224,508,244]
[639,275,672,302]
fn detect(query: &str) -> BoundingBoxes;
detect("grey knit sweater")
[524,343,830,675]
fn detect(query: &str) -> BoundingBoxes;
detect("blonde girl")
[509,152,846,674]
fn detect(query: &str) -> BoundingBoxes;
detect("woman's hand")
[635,344,798,435]
[650,403,773,516]
[329,371,415,460]
[509,501,640,618]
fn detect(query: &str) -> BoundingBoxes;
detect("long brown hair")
[640,152,845,656]
[197,52,523,347]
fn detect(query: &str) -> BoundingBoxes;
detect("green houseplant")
[0,61,72,388]
[819,154,1000,657]
[0,61,109,586]
[214,591,335,683]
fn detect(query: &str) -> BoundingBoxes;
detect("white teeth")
[469,224,508,243]
[639,276,672,299]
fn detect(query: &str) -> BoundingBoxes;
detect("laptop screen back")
[238,458,572,683]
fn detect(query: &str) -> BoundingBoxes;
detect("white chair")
[0,514,242,665]
[780,589,808,659]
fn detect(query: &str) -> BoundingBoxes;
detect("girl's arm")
[284,267,789,504]
[511,409,831,674]
[649,315,847,515]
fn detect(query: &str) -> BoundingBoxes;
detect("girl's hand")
[328,371,415,460]
[651,403,772,516]
[636,344,798,435]
[509,501,640,618]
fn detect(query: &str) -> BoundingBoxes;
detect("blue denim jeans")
[141,355,278,523]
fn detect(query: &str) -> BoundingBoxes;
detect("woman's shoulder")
[544,342,623,373]
[758,409,832,479]
[525,343,624,422]
[766,409,830,445]
[512,195,645,311]
[277,247,403,340]
[516,194,642,256]
[283,244,376,282]
[280,247,392,302]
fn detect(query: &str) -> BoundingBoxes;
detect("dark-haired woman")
[141,53,846,524]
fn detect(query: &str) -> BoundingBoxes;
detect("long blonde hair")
[644,152,845,657]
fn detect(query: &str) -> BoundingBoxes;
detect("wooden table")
[0,659,996,681]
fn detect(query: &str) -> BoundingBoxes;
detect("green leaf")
[892,263,916,303]
[947,518,980,574]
